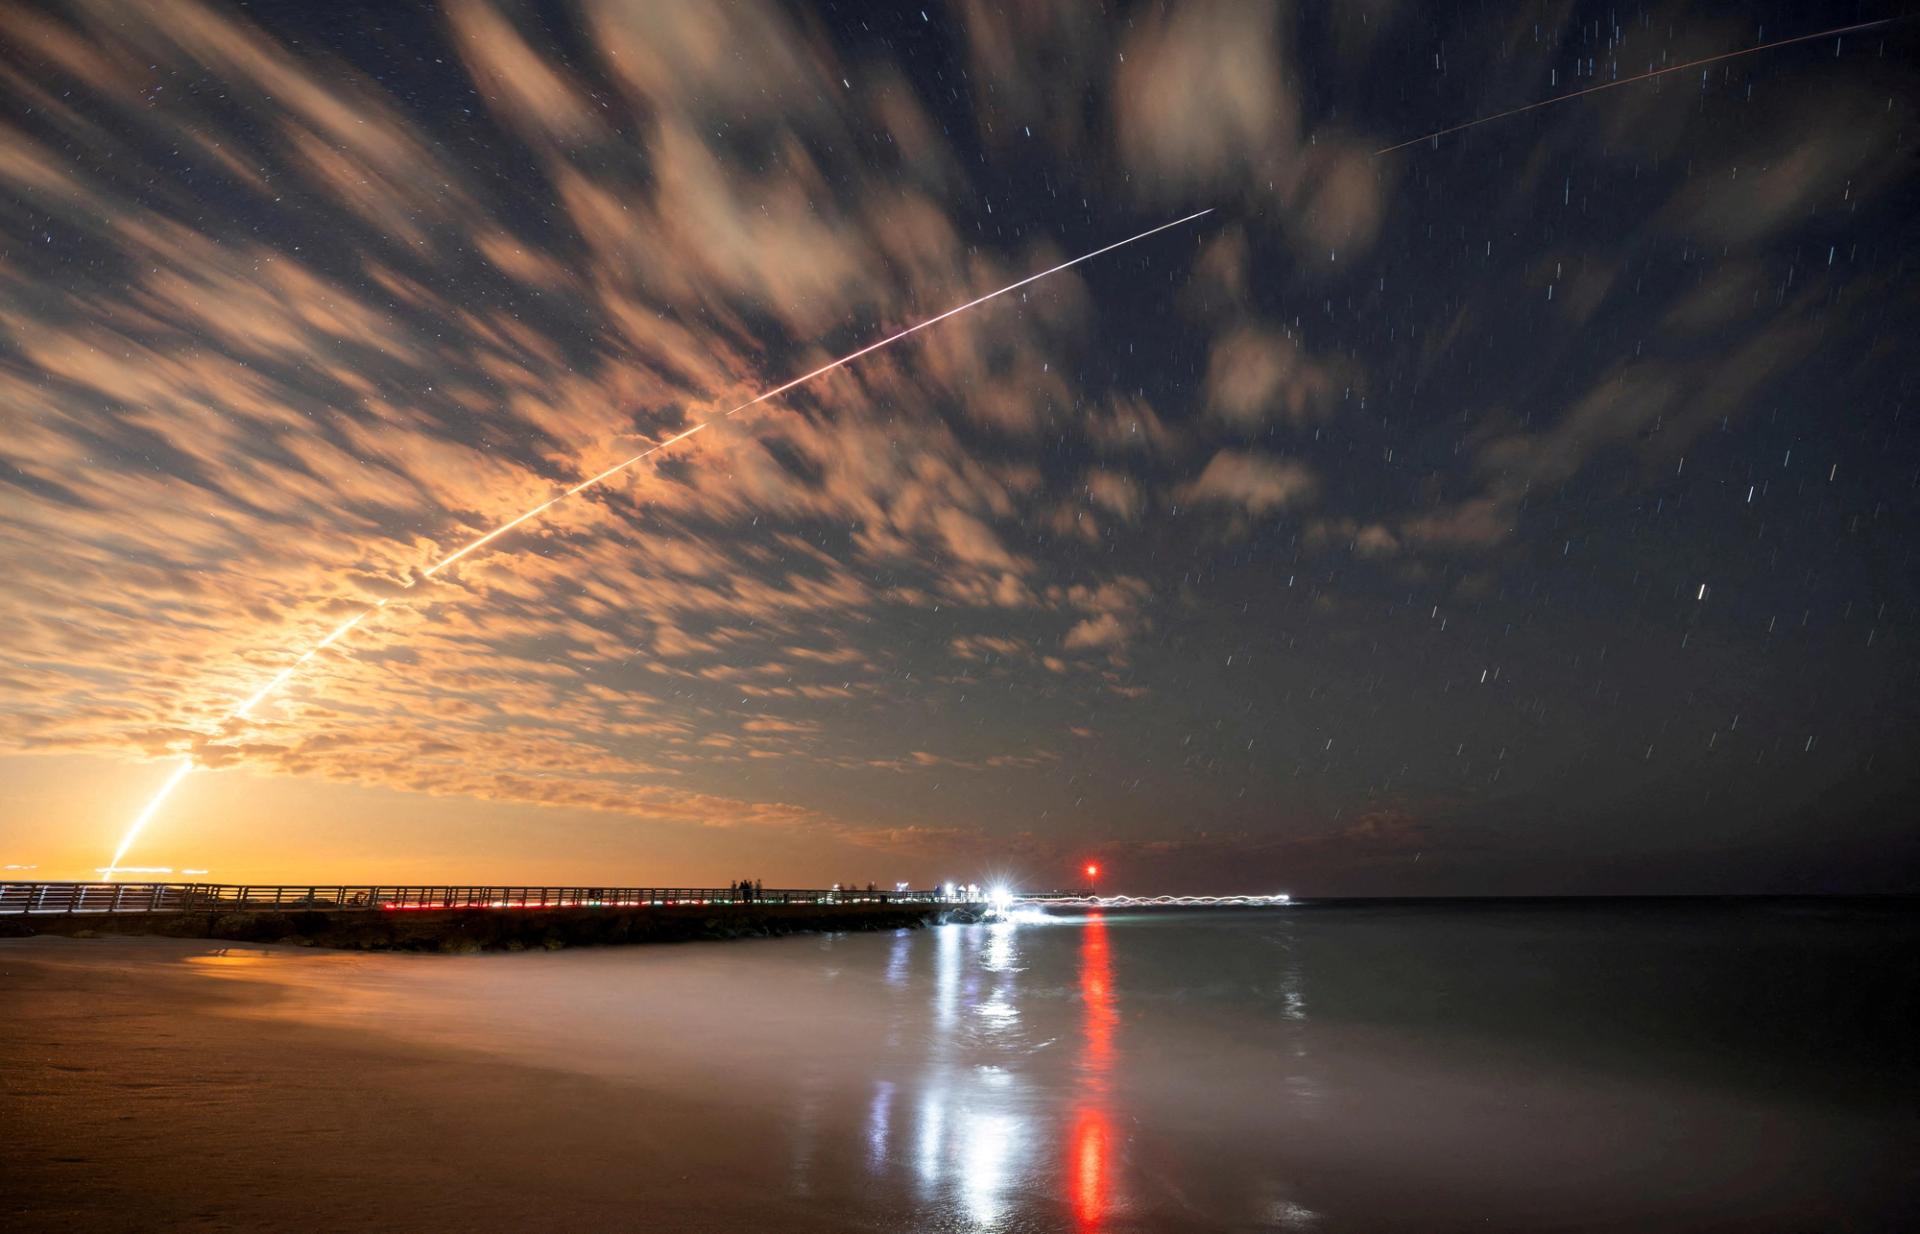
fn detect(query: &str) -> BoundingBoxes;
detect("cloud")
[448,0,601,143]
[1204,323,1338,428]
[1180,224,1252,319]
[958,0,1110,154]
[1083,394,1180,456]
[1178,450,1319,515]
[1399,496,1514,551]
[1063,612,1128,651]
[1054,576,1154,658]
[1111,0,1387,257]
[933,508,1023,572]
[1400,315,1817,552]
[1083,469,1143,521]
[1114,0,1295,200]
[1308,518,1400,558]
[1664,107,1895,247]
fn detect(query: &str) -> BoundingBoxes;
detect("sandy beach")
[1,938,820,1233]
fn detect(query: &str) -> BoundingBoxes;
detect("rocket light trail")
[1375,19,1896,156]
[102,759,194,880]
[100,209,1215,879]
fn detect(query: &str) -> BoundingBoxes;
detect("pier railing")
[0,881,963,916]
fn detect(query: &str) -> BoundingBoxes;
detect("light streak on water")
[1018,893,1292,908]
[1073,912,1117,1230]
[101,210,1214,878]
[961,1111,1018,1228]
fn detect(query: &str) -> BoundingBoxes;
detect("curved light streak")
[1376,19,1895,156]
[102,209,1215,879]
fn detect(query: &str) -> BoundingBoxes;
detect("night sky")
[1,1,1915,893]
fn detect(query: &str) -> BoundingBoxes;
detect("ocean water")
[179,899,1916,1232]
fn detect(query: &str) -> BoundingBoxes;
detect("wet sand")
[0,938,824,1233]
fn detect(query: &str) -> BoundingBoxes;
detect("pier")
[0,880,1290,952]
[0,880,967,916]
[0,880,984,952]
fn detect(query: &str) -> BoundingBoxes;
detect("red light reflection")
[1071,1107,1108,1229]
[1070,911,1117,1231]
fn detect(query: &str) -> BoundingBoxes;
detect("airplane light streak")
[102,209,1215,879]
[1375,19,1896,156]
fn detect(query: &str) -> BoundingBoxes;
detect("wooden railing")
[0,882,964,915]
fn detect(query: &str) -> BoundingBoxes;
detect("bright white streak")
[102,759,194,881]
[103,209,1215,878]
[234,605,387,718]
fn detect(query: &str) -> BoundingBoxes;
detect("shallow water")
[180,900,1916,1231]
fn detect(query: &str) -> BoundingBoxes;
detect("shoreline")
[4,901,965,952]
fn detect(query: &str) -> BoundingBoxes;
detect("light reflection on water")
[179,905,1917,1232]
[1072,913,1117,1232]
[849,913,1133,1229]
[907,914,1039,1224]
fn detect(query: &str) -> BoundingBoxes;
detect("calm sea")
[190,898,1918,1232]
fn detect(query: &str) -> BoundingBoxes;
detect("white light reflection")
[886,928,912,987]
[786,1067,828,1197]
[962,1111,1019,1228]
[934,919,960,1031]
[907,919,1047,1224]
[916,921,962,1195]
[973,920,1022,1037]
[866,1080,895,1173]
[982,919,1018,973]
[917,1091,946,1189]
[1265,1198,1326,1230]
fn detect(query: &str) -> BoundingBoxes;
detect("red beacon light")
[1085,863,1100,880]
